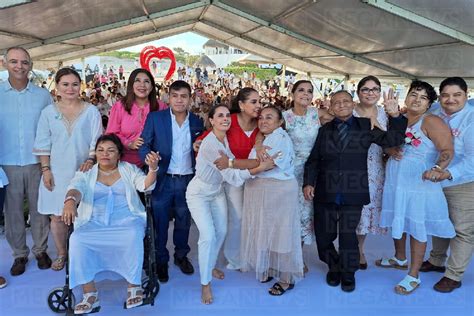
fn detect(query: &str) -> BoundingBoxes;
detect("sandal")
[395,275,421,295]
[51,256,67,271]
[375,257,408,270]
[268,282,294,296]
[74,291,100,314]
[125,286,144,309]
[260,276,274,283]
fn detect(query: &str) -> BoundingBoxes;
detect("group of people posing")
[0,46,473,313]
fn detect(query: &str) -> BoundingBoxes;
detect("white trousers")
[222,183,244,270]
[186,177,228,285]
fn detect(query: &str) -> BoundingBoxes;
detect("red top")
[197,113,259,159]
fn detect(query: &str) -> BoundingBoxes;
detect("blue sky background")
[121,32,208,55]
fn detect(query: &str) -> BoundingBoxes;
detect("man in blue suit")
[140,80,203,283]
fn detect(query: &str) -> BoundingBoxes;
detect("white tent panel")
[389,0,474,37]
[309,56,396,77]
[366,44,474,78]
[246,27,334,58]
[201,5,260,34]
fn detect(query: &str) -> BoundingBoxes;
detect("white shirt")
[432,103,474,187]
[0,167,8,188]
[67,162,156,229]
[249,127,295,180]
[168,109,193,175]
[0,80,53,166]
[195,132,250,187]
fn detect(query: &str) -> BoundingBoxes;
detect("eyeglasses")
[360,87,381,94]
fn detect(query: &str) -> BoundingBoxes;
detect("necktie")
[337,121,349,147]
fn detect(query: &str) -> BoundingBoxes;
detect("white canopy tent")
[0,0,473,84]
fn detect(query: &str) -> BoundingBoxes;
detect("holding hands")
[422,168,452,183]
[145,151,160,171]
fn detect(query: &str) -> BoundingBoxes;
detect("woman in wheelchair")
[62,134,159,314]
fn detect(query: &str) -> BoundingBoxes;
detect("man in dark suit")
[303,90,407,292]
[140,80,204,283]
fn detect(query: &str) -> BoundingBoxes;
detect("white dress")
[353,106,388,235]
[69,179,146,288]
[33,103,102,216]
[380,117,456,242]
[283,107,320,244]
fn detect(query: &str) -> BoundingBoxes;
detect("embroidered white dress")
[282,107,320,244]
[69,179,146,288]
[353,106,388,235]
[33,103,102,216]
[380,117,456,242]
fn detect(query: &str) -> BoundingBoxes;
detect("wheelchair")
[47,192,160,314]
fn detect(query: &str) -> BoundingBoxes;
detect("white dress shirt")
[195,132,251,187]
[432,102,474,187]
[168,109,193,175]
[0,80,53,166]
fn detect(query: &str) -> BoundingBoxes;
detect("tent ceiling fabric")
[0,0,472,80]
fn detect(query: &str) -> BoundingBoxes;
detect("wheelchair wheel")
[142,276,160,301]
[47,287,75,313]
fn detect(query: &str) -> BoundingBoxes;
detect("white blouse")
[0,167,8,188]
[66,162,156,229]
[249,127,295,180]
[195,131,251,187]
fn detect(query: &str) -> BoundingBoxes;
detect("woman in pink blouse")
[106,69,159,167]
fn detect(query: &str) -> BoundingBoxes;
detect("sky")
[120,32,208,55]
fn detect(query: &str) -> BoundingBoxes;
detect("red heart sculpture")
[140,46,176,81]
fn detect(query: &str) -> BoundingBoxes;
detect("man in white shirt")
[420,77,474,293]
[140,81,204,283]
[0,47,54,276]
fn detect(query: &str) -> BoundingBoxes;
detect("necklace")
[98,168,118,176]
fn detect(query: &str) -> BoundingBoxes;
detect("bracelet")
[228,158,234,169]
[149,166,158,172]
[431,164,443,171]
[445,169,453,181]
[41,165,50,170]
[86,157,96,164]
[41,166,50,172]
[64,196,78,205]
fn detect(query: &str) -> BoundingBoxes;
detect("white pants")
[223,183,244,270]
[186,177,228,285]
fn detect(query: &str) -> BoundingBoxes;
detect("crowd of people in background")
[0,46,473,312]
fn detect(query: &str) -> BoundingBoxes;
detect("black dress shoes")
[157,264,169,283]
[174,257,194,275]
[326,271,341,287]
[341,273,356,292]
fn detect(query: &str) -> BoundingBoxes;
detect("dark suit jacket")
[139,109,203,196]
[303,115,407,205]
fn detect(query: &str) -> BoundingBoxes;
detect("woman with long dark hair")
[106,68,158,167]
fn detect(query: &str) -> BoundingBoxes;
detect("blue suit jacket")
[139,109,204,196]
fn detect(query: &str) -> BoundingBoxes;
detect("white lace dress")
[353,106,388,235]
[283,107,321,244]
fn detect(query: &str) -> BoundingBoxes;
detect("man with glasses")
[303,90,407,292]
[0,47,54,276]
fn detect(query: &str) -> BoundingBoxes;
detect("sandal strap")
[379,256,407,266]
[76,291,99,309]
[397,275,421,291]
[127,286,143,296]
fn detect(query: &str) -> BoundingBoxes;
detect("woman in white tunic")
[62,134,159,313]
[186,105,273,305]
[33,68,103,271]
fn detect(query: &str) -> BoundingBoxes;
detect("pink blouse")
[106,100,151,167]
